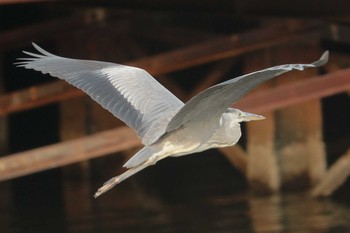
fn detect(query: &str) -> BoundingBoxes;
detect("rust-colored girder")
[0,126,141,181]
[0,69,349,181]
[0,82,80,116]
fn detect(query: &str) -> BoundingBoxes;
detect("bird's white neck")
[205,113,242,148]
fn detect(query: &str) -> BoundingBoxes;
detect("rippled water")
[1,176,350,233]
[1,149,350,233]
[91,193,350,233]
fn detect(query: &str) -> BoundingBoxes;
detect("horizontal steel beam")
[0,126,141,181]
[0,69,349,181]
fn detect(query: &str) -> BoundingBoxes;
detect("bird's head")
[225,108,265,123]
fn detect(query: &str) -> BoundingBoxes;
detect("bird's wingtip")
[28,42,56,57]
[312,51,329,67]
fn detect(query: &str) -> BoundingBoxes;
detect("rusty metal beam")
[234,68,350,113]
[129,20,320,75]
[0,82,80,116]
[0,21,320,116]
[0,126,141,181]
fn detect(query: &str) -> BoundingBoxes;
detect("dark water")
[1,177,350,233]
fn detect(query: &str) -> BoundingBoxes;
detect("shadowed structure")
[16,43,328,197]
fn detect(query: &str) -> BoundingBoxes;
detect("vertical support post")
[273,46,326,188]
[0,57,8,157]
[245,50,280,193]
[311,149,350,196]
[57,40,92,232]
[60,97,92,210]
[0,56,12,233]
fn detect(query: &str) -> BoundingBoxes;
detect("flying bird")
[17,43,328,197]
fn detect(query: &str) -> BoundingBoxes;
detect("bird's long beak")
[241,112,265,122]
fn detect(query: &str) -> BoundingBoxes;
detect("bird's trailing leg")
[94,159,154,198]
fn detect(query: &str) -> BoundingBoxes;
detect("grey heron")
[16,43,328,197]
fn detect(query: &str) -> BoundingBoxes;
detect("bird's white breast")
[156,113,242,159]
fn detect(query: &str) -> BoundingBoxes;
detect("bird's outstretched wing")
[17,43,184,145]
[166,51,329,132]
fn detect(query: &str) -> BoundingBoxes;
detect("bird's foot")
[94,176,120,198]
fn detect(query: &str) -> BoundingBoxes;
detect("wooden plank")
[0,126,141,182]
[0,21,320,116]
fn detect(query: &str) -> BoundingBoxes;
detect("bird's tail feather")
[94,161,152,198]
